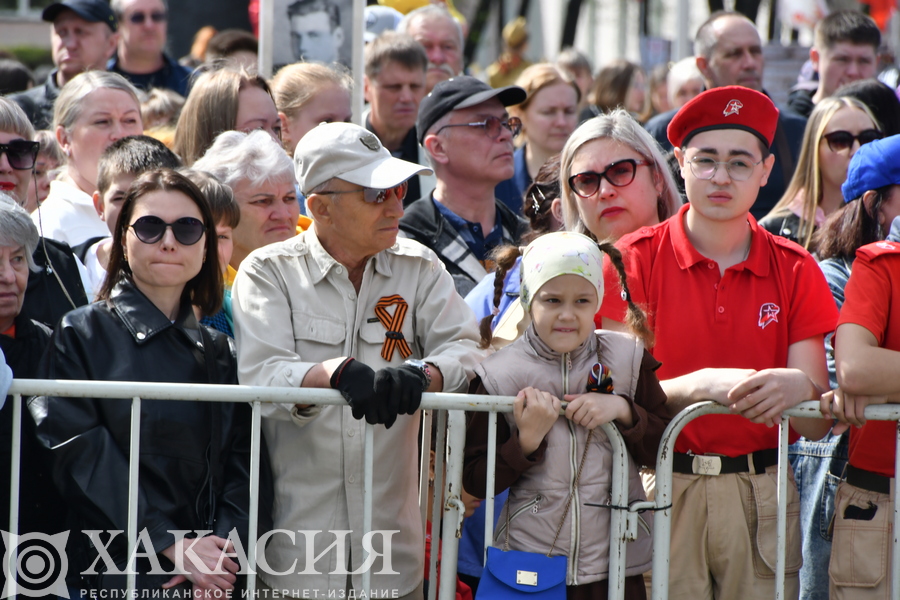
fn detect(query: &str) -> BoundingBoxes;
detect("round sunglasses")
[822,129,882,153]
[0,140,39,171]
[568,159,650,198]
[129,216,205,246]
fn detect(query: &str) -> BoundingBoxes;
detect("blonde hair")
[509,63,580,143]
[271,62,352,119]
[560,109,682,238]
[53,71,141,132]
[765,96,878,249]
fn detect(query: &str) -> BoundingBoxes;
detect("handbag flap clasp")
[516,570,538,586]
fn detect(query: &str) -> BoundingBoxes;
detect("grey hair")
[192,130,295,190]
[398,5,463,52]
[0,193,39,271]
[53,71,142,132]
[0,98,34,141]
[667,56,703,105]
[111,0,167,14]
[560,108,683,237]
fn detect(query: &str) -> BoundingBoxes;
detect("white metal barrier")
[6,381,900,600]
[4,380,638,600]
[648,400,900,600]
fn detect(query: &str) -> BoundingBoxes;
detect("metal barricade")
[15,382,897,600]
[648,400,900,600]
[2,380,640,600]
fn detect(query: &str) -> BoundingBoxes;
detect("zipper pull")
[533,494,542,513]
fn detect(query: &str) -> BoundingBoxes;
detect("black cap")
[43,0,118,32]
[416,76,526,145]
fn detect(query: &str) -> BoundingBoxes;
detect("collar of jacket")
[523,323,595,364]
[109,280,203,347]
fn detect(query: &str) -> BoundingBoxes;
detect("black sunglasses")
[129,216,205,246]
[128,11,167,24]
[823,129,882,153]
[568,159,650,198]
[0,141,39,170]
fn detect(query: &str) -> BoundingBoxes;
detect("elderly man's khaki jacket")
[232,227,484,596]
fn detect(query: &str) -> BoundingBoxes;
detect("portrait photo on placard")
[273,0,353,68]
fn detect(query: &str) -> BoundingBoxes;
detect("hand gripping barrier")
[8,381,900,600]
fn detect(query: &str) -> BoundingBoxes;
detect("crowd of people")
[4,1,900,599]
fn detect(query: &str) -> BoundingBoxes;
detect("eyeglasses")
[568,159,650,198]
[129,216,205,246]
[315,181,409,204]
[436,116,522,139]
[822,129,882,153]
[686,156,763,182]
[0,141,39,170]
[127,11,167,24]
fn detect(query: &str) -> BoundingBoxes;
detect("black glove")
[330,358,378,423]
[373,365,428,429]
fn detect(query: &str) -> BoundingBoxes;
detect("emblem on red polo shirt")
[723,100,743,116]
[876,241,897,250]
[758,303,780,329]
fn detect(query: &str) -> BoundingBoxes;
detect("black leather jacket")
[31,280,263,579]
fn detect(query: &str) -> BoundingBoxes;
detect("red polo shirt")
[598,204,837,456]
[837,241,900,478]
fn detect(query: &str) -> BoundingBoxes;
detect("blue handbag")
[476,546,567,597]
[475,430,594,599]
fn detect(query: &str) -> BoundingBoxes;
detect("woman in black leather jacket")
[32,169,257,597]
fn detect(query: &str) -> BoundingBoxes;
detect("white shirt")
[32,180,108,247]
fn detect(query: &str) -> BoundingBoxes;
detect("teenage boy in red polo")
[823,133,900,600]
[597,86,837,600]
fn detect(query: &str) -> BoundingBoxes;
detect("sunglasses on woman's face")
[129,216,205,246]
[822,129,882,153]
[0,140,39,170]
[568,159,650,198]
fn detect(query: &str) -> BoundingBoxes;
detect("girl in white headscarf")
[463,231,668,599]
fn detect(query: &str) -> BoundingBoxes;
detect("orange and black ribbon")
[374,295,411,362]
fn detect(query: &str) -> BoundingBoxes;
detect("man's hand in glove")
[329,358,379,423]
[372,364,428,429]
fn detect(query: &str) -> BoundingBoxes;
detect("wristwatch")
[404,359,432,390]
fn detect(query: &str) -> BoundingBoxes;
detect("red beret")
[667,86,779,149]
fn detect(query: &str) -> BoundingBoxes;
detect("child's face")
[93,174,137,236]
[24,153,59,212]
[530,274,599,354]
[216,223,234,276]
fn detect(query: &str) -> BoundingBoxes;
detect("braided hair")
[478,241,653,348]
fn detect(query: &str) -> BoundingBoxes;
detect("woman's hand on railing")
[514,386,560,456]
[820,388,889,434]
[563,392,632,429]
[161,535,239,595]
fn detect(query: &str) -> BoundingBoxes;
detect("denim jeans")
[788,432,848,600]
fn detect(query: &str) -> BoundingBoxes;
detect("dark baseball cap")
[416,76,526,145]
[43,0,118,32]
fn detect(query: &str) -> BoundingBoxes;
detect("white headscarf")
[519,231,604,312]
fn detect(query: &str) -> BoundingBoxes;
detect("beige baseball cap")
[294,122,433,195]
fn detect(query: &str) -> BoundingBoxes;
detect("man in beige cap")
[232,122,483,598]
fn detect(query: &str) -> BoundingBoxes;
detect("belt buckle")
[692,455,722,476]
